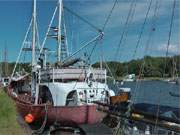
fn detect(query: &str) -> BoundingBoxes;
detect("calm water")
[109,81,180,108]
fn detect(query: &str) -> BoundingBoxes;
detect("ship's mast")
[57,0,62,62]
[32,0,36,66]
[31,0,37,101]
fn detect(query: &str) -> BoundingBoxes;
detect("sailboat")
[165,55,180,85]
[7,0,118,127]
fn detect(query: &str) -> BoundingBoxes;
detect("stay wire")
[114,0,136,62]
[113,0,137,82]
[118,0,137,62]
[133,0,160,105]
[154,0,176,133]
[102,0,118,31]
[64,6,102,33]
[132,0,153,58]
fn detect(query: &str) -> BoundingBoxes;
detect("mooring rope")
[32,104,48,135]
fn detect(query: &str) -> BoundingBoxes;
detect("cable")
[114,0,136,62]
[11,19,33,78]
[112,0,137,82]
[39,6,58,57]
[64,6,102,33]
[102,0,118,31]
[154,0,176,133]
[165,0,176,58]
[132,0,153,58]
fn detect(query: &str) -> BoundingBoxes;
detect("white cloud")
[157,44,180,54]
[74,0,174,30]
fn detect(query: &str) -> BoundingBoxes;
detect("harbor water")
[109,80,180,108]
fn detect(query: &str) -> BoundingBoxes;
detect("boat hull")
[10,93,106,126]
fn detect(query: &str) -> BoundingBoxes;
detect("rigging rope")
[32,104,48,135]
[102,0,118,31]
[165,0,176,58]
[154,0,176,133]
[62,33,103,63]
[133,0,160,104]
[132,0,153,58]
[114,0,136,62]
[39,6,58,56]
[111,0,137,84]
[64,6,102,32]
[11,19,33,78]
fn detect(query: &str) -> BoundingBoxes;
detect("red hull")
[8,90,106,126]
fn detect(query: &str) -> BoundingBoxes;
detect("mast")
[57,0,62,62]
[31,0,38,103]
[32,0,36,66]
[4,44,8,77]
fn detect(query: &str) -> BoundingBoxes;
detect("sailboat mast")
[32,0,36,66]
[57,0,62,62]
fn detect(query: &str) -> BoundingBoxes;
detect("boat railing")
[40,68,107,83]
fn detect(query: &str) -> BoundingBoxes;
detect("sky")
[0,0,179,63]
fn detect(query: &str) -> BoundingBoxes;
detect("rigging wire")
[154,0,176,133]
[165,0,176,59]
[39,5,58,56]
[11,18,33,78]
[102,0,118,31]
[111,0,137,83]
[114,0,136,62]
[63,0,118,64]
[133,0,160,104]
[62,33,103,63]
[89,0,118,67]
[132,0,153,59]
[63,6,102,33]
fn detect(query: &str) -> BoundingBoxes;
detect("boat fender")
[25,113,34,123]
[12,92,18,97]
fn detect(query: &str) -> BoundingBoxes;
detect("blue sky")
[0,0,179,63]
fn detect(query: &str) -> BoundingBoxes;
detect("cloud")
[157,44,180,55]
[72,0,176,30]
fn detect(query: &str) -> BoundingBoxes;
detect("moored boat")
[8,0,115,127]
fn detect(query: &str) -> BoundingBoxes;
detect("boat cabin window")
[39,85,54,105]
[66,90,78,106]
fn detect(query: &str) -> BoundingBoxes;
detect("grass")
[0,89,24,135]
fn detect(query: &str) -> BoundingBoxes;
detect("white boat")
[8,0,116,127]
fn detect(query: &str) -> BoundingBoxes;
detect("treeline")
[92,55,180,78]
[0,55,180,78]
[0,62,30,77]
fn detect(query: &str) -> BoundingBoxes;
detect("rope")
[32,104,48,135]
[162,0,176,78]
[102,0,118,31]
[11,18,33,78]
[132,0,153,58]
[64,6,102,32]
[133,0,160,104]
[39,5,58,56]
[165,0,176,58]
[113,0,137,81]
[62,33,103,63]
[114,0,136,61]
[154,0,176,133]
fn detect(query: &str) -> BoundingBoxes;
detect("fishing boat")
[8,0,117,127]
